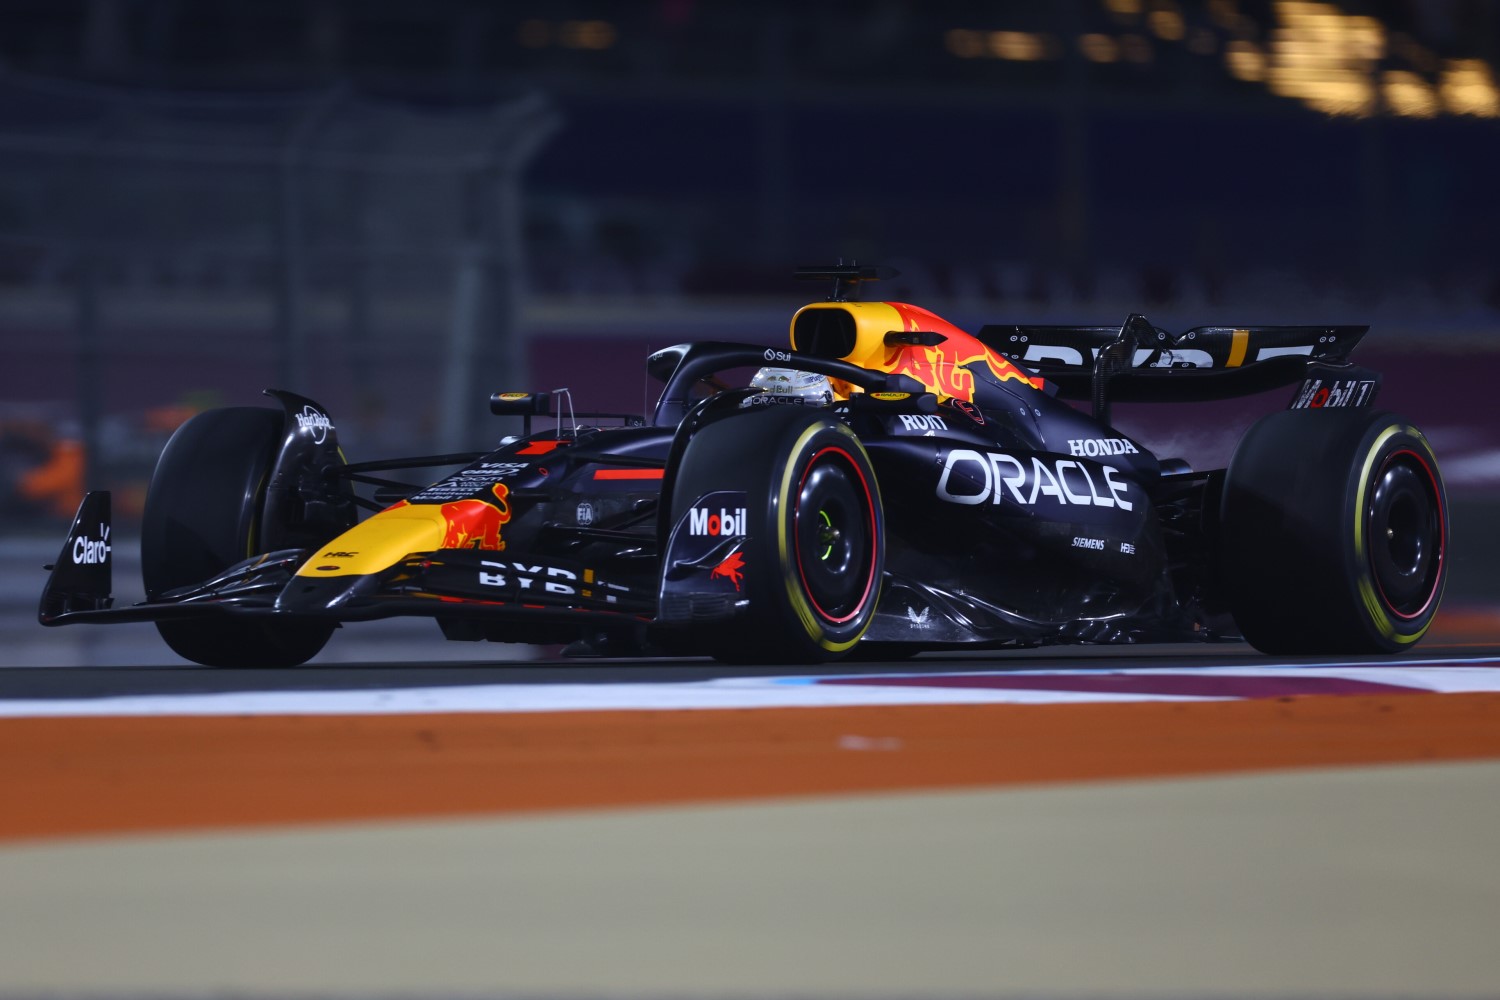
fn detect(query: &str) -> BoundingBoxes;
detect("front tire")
[1219,409,1447,654]
[142,407,334,667]
[669,407,885,664]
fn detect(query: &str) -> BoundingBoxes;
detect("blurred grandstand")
[2,0,1499,530]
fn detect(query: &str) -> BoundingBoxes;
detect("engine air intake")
[792,307,857,359]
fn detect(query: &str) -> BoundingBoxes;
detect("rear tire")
[669,407,884,664]
[142,407,334,667]
[1220,409,1447,654]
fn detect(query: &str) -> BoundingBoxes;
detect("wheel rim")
[793,448,876,624]
[1367,450,1443,619]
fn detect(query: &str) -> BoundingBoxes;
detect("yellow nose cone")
[294,505,448,578]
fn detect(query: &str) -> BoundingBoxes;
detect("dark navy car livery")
[40,266,1447,665]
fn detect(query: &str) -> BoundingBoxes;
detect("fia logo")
[576,502,595,527]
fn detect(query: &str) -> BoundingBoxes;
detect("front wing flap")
[43,544,658,628]
[372,550,657,618]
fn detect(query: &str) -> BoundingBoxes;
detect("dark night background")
[1,0,1498,535]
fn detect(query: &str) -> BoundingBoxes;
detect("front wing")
[41,538,657,632]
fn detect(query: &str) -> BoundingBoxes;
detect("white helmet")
[746,367,833,406]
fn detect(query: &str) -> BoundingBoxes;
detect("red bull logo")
[440,483,512,551]
[881,302,1041,402]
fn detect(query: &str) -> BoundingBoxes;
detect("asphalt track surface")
[5,616,1500,1000]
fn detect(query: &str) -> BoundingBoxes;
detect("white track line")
[3,658,1500,718]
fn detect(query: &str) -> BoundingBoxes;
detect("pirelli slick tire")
[142,407,333,668]
[671,406,885,664]
[1220,409,1447,654]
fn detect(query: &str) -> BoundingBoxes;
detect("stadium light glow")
[1263,1,1383,116]
[988,31,1052,61]
[949,1,1498,119]
[943,29,1054,61]
[1079,33,1120,63]
[1383,70,1439,118]
[1148,9,1186,42]
[1225,40,1266,81]
[1441,59,1500,117]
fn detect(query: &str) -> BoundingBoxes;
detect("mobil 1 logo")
[1290,377,1378,410]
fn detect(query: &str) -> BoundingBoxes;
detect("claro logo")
[73,523,110,564]
[936,450,1134,510]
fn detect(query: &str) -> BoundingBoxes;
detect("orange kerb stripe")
[5,693,1500,843]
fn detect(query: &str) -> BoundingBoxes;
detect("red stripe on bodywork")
[593,468,665,480]
[518,440,566,455]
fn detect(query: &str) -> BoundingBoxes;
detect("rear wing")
[977,315,1374,421]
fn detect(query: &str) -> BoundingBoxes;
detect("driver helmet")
[746,367,834,406]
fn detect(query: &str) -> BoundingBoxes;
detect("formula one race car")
[40,265,1447,666]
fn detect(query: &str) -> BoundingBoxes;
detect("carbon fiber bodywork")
[41,281,1400,658]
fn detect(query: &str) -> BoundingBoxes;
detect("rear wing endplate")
[977,315,1372,420]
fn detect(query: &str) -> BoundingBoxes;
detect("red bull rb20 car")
[40,266,1447,666]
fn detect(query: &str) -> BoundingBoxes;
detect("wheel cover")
[793,447,877,625]
[1367,449,1444,619]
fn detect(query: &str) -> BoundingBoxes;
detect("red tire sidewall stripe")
[794,445,878,627]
